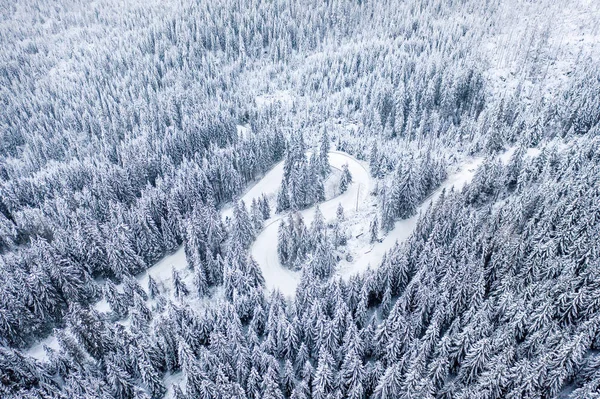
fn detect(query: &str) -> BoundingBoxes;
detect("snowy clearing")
[248,147,533,295]
[25,334,59,363]
[255,90,294,109]
[221,151,342,221]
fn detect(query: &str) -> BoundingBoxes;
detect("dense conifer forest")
[1,0,599,397]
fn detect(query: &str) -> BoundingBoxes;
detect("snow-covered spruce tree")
[336,203,345,221]
[230,200,255,249]
[309,206,326,250]
[172,268,189,298]
[136,348,166,399]
[123,275,147,303]
[250,198,263,231]
[160,216,179,254]
[106,354,136,399]
[369,141,381,178]
[370,215,379,243]
[276,180,291,213]
[130,292,152,332]
[379,186,396,233]
[106,226,146,280]
[194,263,209,297]
[277,133,328,213]
[104,280,128,319]
[318,128,331,177]
[290,212,309,269]
[260,195,271,220]
[310,235,336,279]
[312,349,336,399]
[277,220,291,266]
[262,365,284,399]
[246,256,266,289]
[390,157,418,219]
[339,163,353,193]
[147,275,160,299]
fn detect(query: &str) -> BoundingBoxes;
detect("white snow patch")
[95,298,111,313]
[499,147,517,164]
[138,246,188,294]
[255,90,294,109]
[221,158,286,221]
[499,145,543,166]
[526,147,542,158]
[163,372,184,399]
[236,124,251,139]
[26,334,59,362]
[345,123,360,132]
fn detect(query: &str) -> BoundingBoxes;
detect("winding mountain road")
[227,149,484,297]
[249,151,371,295]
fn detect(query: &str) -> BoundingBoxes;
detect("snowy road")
[243,151,485,297]
[250,151,371,295]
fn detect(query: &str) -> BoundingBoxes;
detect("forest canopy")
[1,0,599,398]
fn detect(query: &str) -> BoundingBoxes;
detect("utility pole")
[356,183,361,212]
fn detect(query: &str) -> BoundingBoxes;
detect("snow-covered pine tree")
[339,163,353,193]
[260,195,271,220]
[147,275,160,299]
[231,200,255,249]
[390,158,418,219]
[172,268,189,298]
[276,180,291,213]
[194,264,209,297]
[370,215,379,243]
[251,198,263,231]
[319,128,330,177]
[278,220,291,266]
[380,186,396,232]
[312,349,336,399]
[369,142,381,178]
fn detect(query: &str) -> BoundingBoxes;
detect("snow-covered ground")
[220,157,286,222]
[499,145,542,165]
[255,90,294,109]
[221,152,342,221]
[164,372,184,399]
[483,0,600,100]
[25,333,60,363]
[91,247,190,316]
